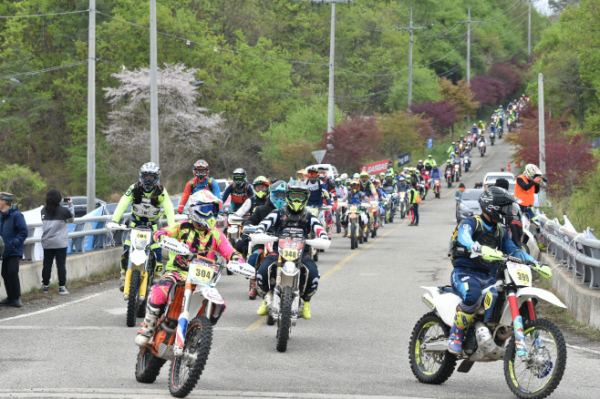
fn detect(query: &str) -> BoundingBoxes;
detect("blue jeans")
[411,203,419,223]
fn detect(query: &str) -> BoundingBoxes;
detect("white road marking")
[0,325,239,331]
[0,290,112,323]
[0,388,432,399]
[541,337,600,356]
[104,307,127,315]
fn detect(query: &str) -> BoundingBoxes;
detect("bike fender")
[130,249,147,267]
[281,261,300,277]
[421,286,459,327]
[499,287,566,326]
[197,285,225,305]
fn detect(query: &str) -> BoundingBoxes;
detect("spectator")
[41,189,74,295]
[408,180,420,226]
[0,192,28,307]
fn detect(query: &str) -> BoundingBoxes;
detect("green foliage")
[0,163,47,210]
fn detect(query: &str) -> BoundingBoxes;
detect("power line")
[0,60,88,80]
[543,79,599,92]
[480,0,523,24]
[0,9,88,18]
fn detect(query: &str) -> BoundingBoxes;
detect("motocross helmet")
[359,171,370,187]
[385,173,393,184]
[252,176,270,199]
[353,173,360,179]
[373,179,380,188]
[350,179,360,193]
[418,159,423,164]
[297,169,307,180]
[193,160,209,182]
[334,177,342,188]
[188,190,221,230]
[285,180,310,214]
[318,166,328,181]
[340,173,348,180]
[479,186,521,223]
[307,166,319,183]
[524,164,542,180]
[428,155,432,159]
[269,180,287,209]
[232,168,247,189]
[139,162,161,193]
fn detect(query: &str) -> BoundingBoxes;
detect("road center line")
[0,290,111,323]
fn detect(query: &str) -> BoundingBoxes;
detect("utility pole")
[150,0,159,165]
[538,73,546,206]
[87,1,96,214]
[396,8,426,110]
[458,7,481,124]
[528,1,532,60]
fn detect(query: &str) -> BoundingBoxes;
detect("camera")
[63,197,71,202]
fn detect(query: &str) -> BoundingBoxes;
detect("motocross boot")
[302,301,312,319]
[248,277,258,300]
[135,305,161,347]
[257,300,268,316]
[448,306,474,355]
[119,270,126,292]
[342,227,348,237]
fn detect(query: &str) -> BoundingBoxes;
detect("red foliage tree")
[470,76,507,106]
[487,62,522,99]
[410,100,458,135]
[506,108,597,197]
[320,114,382,172]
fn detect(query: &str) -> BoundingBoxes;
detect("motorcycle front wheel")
[336,213,341,234]
[126,270,141,328]
[169,316,213,398]
[276,286,293,353]
[409,312,456,384]
[503,319,567,399]
[350,221,356,250]
[135,346,167,383]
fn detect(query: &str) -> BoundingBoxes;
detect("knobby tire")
[276,286,293,352]
[127,270,141,328]
[135,346,167,383]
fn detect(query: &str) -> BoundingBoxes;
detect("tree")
[377,110,432,165]
[487,62,522,100]
[438,78,479,120]
[470,76,507,107]
[549,0,580,13]
[103,64,223,188]
[320,114,382,172]
[0,163,46,211]
[410,100,458,135]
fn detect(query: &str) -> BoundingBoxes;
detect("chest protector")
[231,187,250,205]
[132,184,163,220]
[450,216,504,272]
[192,177,214,194]
[306,181,324,204]
[279,207,310,235]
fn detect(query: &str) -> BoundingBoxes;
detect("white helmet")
[524,164,542,180]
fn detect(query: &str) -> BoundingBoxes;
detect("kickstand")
[457,360,475,373]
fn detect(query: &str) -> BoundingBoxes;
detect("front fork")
[174,284,194,357]
[123,252,149,299]
[508,292,538,358]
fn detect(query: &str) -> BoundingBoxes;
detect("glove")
[533,263,552,279]
[470,242,482,254]
[176,210,183,215]
[106,221,124,230]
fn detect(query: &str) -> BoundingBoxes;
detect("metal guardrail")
[536,214,600,290]
[22,213,181,262]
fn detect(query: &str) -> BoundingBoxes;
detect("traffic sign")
[312,150,327,164]
[397,153,410,167]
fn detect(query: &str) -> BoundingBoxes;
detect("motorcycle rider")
[112,163,175,290]
[296,169,307,182]
[306,166,332,237]
[222,168,255,214]
[341,179,369,237]
[477,120,485,131]
[372,179,387,222]
[447,142,457,155]
[233,176,270,217]
[471,124,479,139]
[514,164,544,242]
[423,155,437,172]
[135,190,244,346]
[416,160,426,175]
[478,134,487,153]
[255,180,328,319]
[359,171,378,200]
[447,187,539,355]
[177,160,221,214]
[493,178,524,248]
[318,166,335,193]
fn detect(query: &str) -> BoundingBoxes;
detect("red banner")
[360,159,390,176]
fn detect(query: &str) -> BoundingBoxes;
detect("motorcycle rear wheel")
[336,213,341,234]
[350,222,356,250]
[409,312,456,385]
[126,270,141,328]
[168,316,213,398]
[135,346,167,383]
[276,286,293,353]
[503,319,567,399]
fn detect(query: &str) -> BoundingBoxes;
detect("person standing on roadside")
[408,181,420,226]
[41,189,75,295]
[0,192,28,307]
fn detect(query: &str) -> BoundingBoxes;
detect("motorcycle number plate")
[507,261,532,287]
[281,249,299,261]
[349,206,358,213]
[190,264,214,284]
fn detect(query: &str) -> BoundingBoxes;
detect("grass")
[22,265,121,302]
[532,272,600,342]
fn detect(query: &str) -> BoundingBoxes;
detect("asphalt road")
[1,138,599,399]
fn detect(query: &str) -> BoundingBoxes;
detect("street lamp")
[193,81,207,108]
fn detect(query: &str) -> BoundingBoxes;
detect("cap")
[0,192,14,202]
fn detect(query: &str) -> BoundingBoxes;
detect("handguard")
[106,221,127,231]
[159,237,190,255]
[533,264,552,279]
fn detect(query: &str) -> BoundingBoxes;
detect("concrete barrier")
[527,240,600,330]
[0,248,121,300]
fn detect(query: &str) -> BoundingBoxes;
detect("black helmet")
[306,166,319,183]
[232,168,247,189]
[479,187,520,223]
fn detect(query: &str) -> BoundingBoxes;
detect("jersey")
[178,177,221,213]
[335,186,349,201]
[222,185,255,212]
[112,183,175,226]
[306,180,331,207]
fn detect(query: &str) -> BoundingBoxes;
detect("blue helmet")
[270,180,287,209]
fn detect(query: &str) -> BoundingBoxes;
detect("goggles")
[272,192,286,199]
[141,174,157,182]
[307,172,319,178]
[288,192,308,201]
[254,184,268,192]
[233,176,245,183]
[194,203,219,217]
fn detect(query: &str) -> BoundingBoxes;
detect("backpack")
[448,216,504,262]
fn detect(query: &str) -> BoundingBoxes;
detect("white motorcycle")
[250,230,331,352]
[409,246,567,399]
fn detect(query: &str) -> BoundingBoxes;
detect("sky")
[533,0,553,16]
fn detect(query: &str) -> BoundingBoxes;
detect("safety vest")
[514,174,535,207]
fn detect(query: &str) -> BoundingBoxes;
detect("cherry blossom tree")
[103,64,223,186]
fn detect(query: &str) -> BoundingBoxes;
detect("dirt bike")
[346,203,363,249]
[479,142,485,157]
[398,191,408,219]
[463,156,470,172]
[433,179,441,199]
[107,222,158,328]
[498,126,503,139]
[454,164,460,183]
[225,214,246,275]
[490,132,496,146]
[446,169,453,188]
[363,200,379,239]
[134,241,254,397]
[250,230,330,352]
[409,246,567,399]
[335,201,347,234]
